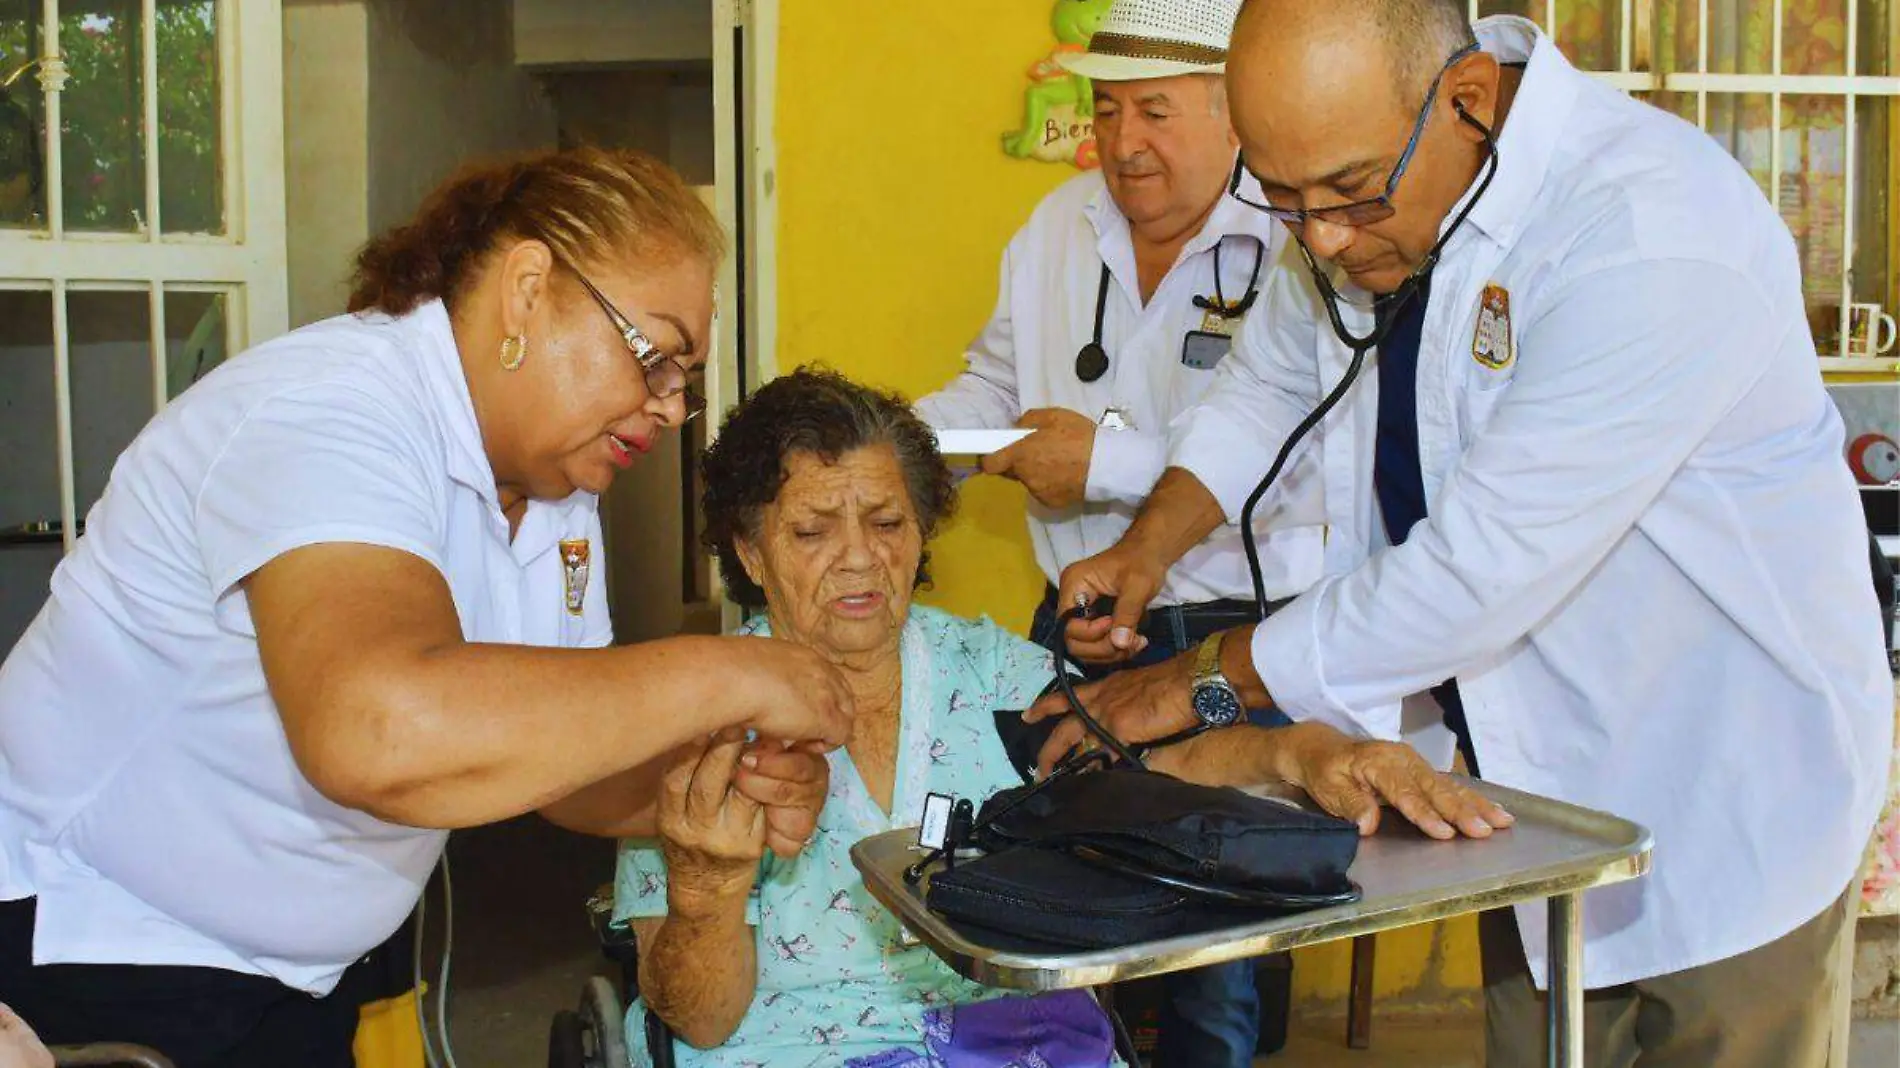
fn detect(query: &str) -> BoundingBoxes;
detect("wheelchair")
[545,884,661,1068]
[546,885,1143,1068]
[48,1045,175,1068]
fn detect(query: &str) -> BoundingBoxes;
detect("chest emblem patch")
[560,538,591,617]
[1473,283,1515,370]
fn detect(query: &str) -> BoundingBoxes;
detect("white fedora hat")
[1057,0,1243,82]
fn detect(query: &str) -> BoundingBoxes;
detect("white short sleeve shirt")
[0,299,611,995]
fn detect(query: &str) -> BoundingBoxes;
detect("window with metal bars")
[0,0,285,653]
[1474,0,1900,370]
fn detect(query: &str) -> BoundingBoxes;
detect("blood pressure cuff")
[925,845,1262,949]
[974,768,1360,896]
[924,767,1362,947]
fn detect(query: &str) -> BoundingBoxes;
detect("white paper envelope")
[933,429,1032,457]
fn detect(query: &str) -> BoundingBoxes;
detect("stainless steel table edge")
[850,779,1652,1068]
[853,832,1651,991]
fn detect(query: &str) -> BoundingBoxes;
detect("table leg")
[1546,892,1584,1068]
[1346,934,1376,1049]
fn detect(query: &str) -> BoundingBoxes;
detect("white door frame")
[710,0,779,625]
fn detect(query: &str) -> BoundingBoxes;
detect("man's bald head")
[1235,0,1475,110]
[1225,0,1500,294]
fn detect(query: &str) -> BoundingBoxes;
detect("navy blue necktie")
[1372,277,1479,775]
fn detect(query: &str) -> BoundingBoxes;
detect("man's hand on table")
[1028,679,1513,840]
[1273,723,1513,840]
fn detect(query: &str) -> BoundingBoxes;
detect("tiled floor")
[1275,1014,1900,1068]
[439,816,1900,1068]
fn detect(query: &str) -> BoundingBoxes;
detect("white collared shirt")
[916,170,1326,605]
[1173,17,1892,988]
[0,300,610,995]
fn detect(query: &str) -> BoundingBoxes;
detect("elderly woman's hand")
[734,739,831,860]
[1280,724,1513,840]
[659,729,767,913]
[0,1004,50,1068]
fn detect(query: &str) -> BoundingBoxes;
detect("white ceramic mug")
[1848,302,1898,356]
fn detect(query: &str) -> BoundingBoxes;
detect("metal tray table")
[851,777,1651,1068]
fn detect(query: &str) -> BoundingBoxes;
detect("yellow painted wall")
[777,0,1066,631]
[775,0,1480,1010]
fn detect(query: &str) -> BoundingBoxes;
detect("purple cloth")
[845,1052,933,1068]
[929,990,1113,1067]
[844,991,1114,1068]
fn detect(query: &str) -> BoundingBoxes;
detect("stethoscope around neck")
[1233,100,1502,613]
[1074,235,1266,383]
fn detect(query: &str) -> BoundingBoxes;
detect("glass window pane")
[1635,89,1698,126]
[0,289,61,653]
[1778,96,1849,353]
[1784,0,1850,76]
[68,289,154,516]
[1556,0,1623,71]
[1653,0,1702,74]
[1477,0,1550,26]
[0,289,57,530]
[0,0,46,228]
[1853,96,1893,316]
[61,1,145,233]
[163,288,225,397]
[1707,0,1774,74]
[157,0,220,234]
[0,542,59,654]
[1857,0,1892,75]
[1706,93,1775,203]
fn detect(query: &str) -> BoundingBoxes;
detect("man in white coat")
[1033,1,1893,1064]
[916,2,1328,1063]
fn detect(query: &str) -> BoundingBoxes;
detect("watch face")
[1192,682,1243,728]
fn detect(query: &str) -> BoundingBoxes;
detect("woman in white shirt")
[0,147,850,1068]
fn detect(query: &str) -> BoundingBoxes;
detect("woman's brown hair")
[347,146,724,316]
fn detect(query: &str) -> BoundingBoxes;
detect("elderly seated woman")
[614,369,1509,1067]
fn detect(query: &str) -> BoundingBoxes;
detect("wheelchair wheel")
[580,975,629,1067]
[547,1009,588,1068]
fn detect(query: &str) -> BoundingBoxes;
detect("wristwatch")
[1189,632,1245,728]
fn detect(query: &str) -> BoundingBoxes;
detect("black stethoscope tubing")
[1074,235,1266,383]
[1237,103,1501,616]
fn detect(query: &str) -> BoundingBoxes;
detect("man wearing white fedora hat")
[917,1,1328,1064]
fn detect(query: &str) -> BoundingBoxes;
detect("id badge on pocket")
[1182,330,1232,370]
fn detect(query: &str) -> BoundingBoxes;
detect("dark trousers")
[0,897,364,1068]
[1032,591,1292,1068]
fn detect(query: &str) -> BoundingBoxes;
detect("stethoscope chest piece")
[1074,342,1110,383]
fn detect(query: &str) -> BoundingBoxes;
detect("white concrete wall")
[543,68,714,185]
[283,0,558,326]
[284,0,371,327]
[513,0,711,68]
[366,0,559,235]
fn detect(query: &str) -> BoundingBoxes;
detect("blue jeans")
[1030,593,1292,1067]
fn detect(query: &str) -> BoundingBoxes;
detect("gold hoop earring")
[499,334,527,371]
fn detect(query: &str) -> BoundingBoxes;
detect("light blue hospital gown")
[614,605,1057,1067]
